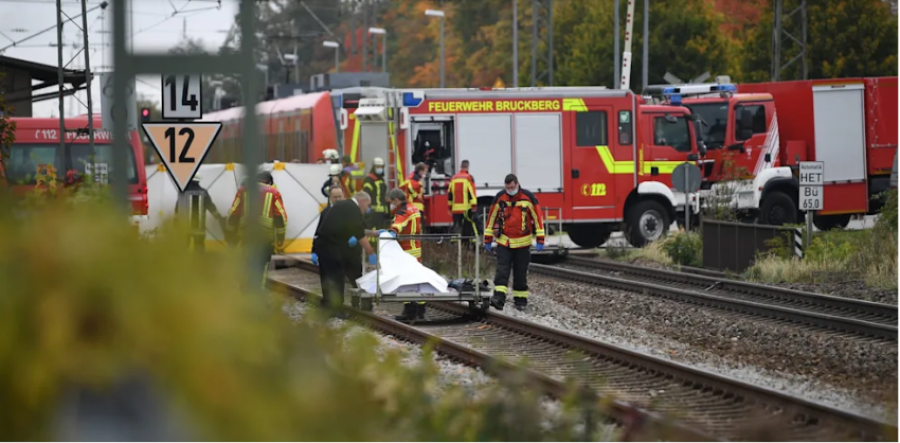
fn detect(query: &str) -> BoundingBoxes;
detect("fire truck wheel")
[626,200,670,248]
[759,191,797,226]
[567,224,611,248]
[813,213,852,231]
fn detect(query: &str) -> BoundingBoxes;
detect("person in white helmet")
[321,164,348,198]
[362,157,389,232]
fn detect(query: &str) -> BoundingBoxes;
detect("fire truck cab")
[342,86,705,248]
[655,77,899,230]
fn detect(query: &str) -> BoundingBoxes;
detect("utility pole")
[641,0,649,92]
[771,0,808,81]
[81,0,96,151]
[350,1,356,55]
[530,0,553,86]
[362,0,368,72]
[614,0,620,89]
[182,16,187,40]
[512,0,518,87]
[371,0,377,71]
[56,0,66,153]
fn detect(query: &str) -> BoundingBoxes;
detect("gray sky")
[0,0,239,118]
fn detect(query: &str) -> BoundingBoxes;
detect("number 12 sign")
[162,74,203,120]
[141,122,222,192]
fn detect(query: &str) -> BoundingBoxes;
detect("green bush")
[0,178,638,440]
[659,231,702,267]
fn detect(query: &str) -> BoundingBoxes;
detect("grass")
[746,190,899,291]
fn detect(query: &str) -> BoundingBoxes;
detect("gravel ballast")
[514,275,897,423]
[271,269,621,440]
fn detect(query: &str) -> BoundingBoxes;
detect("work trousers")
[493,246,531,300]
[187,233,206,253]
[452,212,478,243]
[258,242,275,290]
[319,247,364,310]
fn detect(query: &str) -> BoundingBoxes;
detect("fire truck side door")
[568,106,616,214]
[728,102,772,179]
[643,112,694,186]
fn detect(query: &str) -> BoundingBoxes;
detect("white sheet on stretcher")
[356,232,450,295]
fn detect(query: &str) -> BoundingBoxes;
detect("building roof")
[0,54,90,101]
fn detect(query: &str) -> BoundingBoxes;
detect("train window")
[576,111,608,147]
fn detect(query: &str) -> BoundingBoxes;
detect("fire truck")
[649,77,898,230]
[336,86,712,247]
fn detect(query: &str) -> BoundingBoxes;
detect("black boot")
[395,303,418,322]
[513,297,528,312]
[416,303,427,320]
[490,293,506,310]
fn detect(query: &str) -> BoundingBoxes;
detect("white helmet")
[373,157,385,166]
[329,164,341,175]
[323,149,340,161]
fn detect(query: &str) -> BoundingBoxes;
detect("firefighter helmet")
[373,157,385,166]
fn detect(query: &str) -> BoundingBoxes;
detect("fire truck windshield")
[6,142,137,185]
[684,102,728,150]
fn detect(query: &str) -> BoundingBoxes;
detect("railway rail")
[268,262,897,442]
[532,257,898,342]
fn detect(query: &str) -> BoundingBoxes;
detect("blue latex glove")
[536,243,544,252]
[348,236,358,247]
[311,253,319,266]
[484,243,492,252]
[368,253,377,266]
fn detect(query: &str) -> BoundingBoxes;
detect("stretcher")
[350,233,493,314]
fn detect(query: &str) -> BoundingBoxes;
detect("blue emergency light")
[402,91,424,108]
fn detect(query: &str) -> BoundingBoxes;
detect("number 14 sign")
[162,74,203,120]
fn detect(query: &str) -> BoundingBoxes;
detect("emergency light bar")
[644,83,736,97]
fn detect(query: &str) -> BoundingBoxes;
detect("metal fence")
[109,0,265,291]
[701,219,794,273]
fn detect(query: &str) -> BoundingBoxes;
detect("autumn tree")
[742,0,898,81]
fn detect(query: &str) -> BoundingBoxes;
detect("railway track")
[532,257,898,342]
[269,263,897,442]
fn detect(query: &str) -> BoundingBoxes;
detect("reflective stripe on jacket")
[227,182,288,243]
[483,189,545,249]
[363,173,388,214]
[390,202,423,260]
[400,173,425,211]
[447,170,477,214]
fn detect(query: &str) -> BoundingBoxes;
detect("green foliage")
[1,185,634,440]
[659,231,702,267]
[742,0,898,81]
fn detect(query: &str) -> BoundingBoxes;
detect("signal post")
[141,73,222,251]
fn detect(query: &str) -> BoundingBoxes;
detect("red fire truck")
[339,86,713,247]
[651,77,898,230]
[3,116,149,215]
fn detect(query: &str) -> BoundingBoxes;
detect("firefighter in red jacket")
[226,171,288,289]
[447,159,478,244]
[400,162,427,227]
[483,174,545,311]
[384,188,426,322]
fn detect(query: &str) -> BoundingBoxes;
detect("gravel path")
[514,275,897,423]
[270,269,621,441]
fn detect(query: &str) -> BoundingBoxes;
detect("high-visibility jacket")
[447,170,477,214]
[227,182,288,245]
[362,172,388,215]
[484,189,545,249]
[389,202,423,261]
[400,172,425,211]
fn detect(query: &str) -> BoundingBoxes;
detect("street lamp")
[425,9,445,88]
[323,40,340,73]
[368,27,386,73]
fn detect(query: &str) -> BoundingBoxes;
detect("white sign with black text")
[161,74,203,120]
[799,161,824,211]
